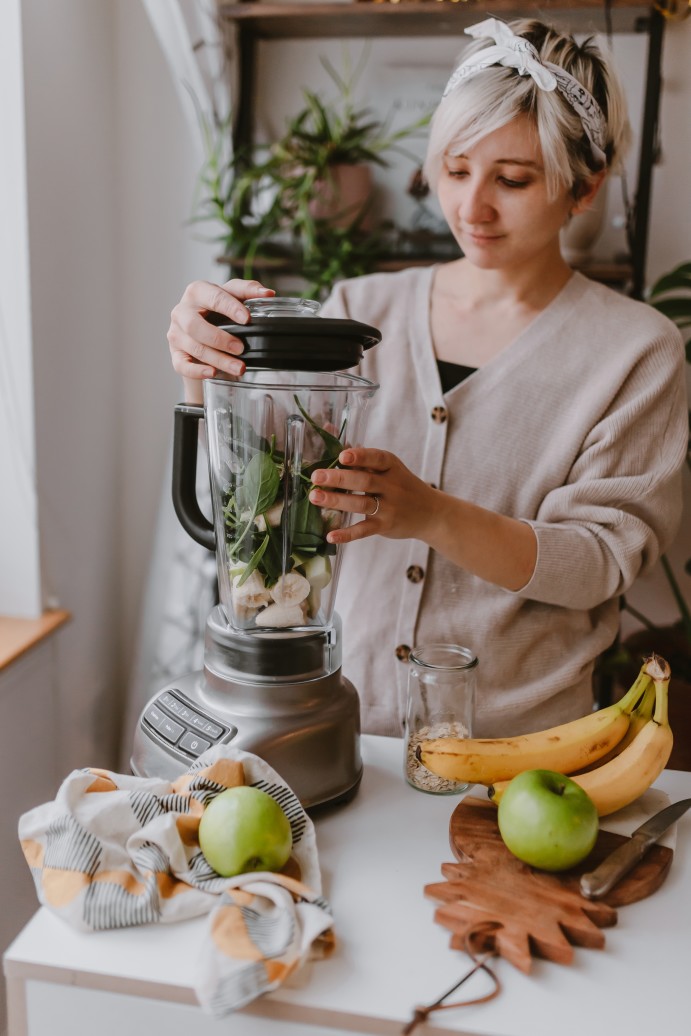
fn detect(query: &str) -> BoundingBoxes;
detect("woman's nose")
[461,179,494,224]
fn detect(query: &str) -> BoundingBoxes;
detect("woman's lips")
[465,230,503,244]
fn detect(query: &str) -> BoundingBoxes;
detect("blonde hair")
[423,19,631,199]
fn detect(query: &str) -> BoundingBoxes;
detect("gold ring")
[369,495,381,518]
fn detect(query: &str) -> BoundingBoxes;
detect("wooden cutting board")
[424,795,673,973]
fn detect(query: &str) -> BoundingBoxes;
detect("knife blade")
[580,798,691,900]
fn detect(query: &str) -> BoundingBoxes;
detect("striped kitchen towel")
[18,746,334,1017]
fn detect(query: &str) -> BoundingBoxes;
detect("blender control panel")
[142,689,236,761]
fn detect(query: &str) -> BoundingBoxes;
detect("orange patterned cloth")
[18,746,334,1017]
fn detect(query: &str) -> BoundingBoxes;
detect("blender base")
[130,666,363,811]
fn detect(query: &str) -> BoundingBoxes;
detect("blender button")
[179,731,211,756]
[190,714,208,731]
[144,704,166,729]
[395,644,412,662]
[158,716,185,744]
[202,721,223,738]
[406,565,425,583]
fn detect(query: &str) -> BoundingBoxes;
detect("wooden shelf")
[218,0,665,297]
[0,609,70,672]
[218,1,653,38]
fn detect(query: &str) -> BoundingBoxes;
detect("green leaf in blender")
[236,533,270,586]
[237,452,281,516]
[293,395,344,464]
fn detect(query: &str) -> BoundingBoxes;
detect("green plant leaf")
[649,297,691,325]
[236,533,270,586]
[648,262,691,298]
[236,451,281,517]
[292,394,344,462]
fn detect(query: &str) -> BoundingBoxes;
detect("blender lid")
[204,297,381,371]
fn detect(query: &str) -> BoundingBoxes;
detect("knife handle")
[580,837,648,899]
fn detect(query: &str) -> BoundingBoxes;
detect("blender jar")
[204,370,377,630]
[172,296,380,634]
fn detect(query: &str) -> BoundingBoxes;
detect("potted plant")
[193,54,428,299]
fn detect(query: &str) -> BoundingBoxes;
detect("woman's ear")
[571,170,608,217]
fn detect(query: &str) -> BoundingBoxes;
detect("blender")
[131,298,380,809]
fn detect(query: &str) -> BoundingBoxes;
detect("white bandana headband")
[443,19,607,166]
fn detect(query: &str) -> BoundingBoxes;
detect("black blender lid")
[204,296,381,371]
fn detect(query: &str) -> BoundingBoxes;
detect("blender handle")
[172,404,216,552]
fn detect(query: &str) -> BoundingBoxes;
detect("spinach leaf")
[237,451,280,516]
[293,394,344,465]
[236,533,270,586]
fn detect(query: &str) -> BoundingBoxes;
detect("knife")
[580,798,691,900]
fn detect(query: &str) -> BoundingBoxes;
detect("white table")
[4,735,691,1036]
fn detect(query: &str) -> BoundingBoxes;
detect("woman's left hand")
[309,447,437,544]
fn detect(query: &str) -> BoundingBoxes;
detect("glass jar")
[404,643,478,795]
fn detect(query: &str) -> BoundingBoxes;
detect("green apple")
[497,769,599,872]
[199,786,293,878]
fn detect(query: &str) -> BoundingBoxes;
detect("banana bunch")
[417,663,652,787]
[489,654,673,817]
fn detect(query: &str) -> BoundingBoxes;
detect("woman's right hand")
[167,278,275,397]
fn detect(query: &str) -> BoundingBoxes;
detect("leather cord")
[402,922,503,1035]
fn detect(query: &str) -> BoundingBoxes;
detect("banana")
[488,654,674,817]
[569,677,656,774]
[417,665,651,787]
[270,571,311,606]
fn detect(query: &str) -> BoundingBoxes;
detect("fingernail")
[312,471,325,485]
[341,450,354,464]
[310,489,325,504]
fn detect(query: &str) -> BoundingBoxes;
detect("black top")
[437,359,477,394]
[204,311,381,372]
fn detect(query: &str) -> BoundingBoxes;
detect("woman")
[167,19,688,739]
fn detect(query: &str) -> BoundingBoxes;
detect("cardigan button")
[406,565,425,584]
[395,644,411,662]
[431,406,448,424]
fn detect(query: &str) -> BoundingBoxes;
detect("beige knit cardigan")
[320,266,688,738]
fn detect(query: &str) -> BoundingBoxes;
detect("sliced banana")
[255,603,306,627]
[231,569,272,609]
[270,571,311,605]
[254,501,284,532]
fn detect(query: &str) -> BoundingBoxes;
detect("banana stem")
[644,654,671,728]
[652,679,670,726]
[616,667,654,714]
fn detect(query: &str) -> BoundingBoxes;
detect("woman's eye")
[500,177,531,189]
[446,167,468,179]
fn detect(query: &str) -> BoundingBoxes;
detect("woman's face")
[436,113,573,272]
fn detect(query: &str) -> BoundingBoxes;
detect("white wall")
[0,0,42,619]
[13,0,215,776]
[22,0,122,771]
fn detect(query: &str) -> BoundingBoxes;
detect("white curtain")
[120,1,233,768]
[141,0,232,146]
